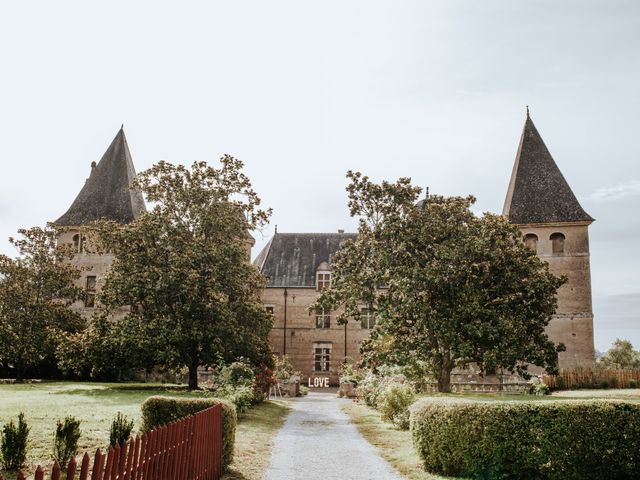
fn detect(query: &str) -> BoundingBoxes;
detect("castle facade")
[56,114,595,384]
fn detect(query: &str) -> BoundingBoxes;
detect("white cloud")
[590,180,640,203]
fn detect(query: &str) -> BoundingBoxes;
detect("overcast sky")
[0,1,638,351]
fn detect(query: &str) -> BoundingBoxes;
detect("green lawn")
[0,382,206,477]
[0,382,291,480]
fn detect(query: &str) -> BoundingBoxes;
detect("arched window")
[524,233,538,252]
[550,232,566,255]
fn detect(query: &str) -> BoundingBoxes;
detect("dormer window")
[550,232,565,255]
[317,272,331,290]
[524,233,538,252]
[316,261,331,290]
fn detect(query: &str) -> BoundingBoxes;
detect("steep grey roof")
[254,232,357,287]
[503,114,593,225]
[55,128,147,226]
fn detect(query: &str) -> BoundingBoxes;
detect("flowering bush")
[377,382,416,430]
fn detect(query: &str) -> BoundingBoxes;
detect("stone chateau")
[55,113,595,384]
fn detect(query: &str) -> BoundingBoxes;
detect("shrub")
[377,382,416,430]
[356,371,383,407]
[356,369,408,408]
[529,379,549,396]
[109,412,134,447]
[273,355,297,382]
[214,385,255,413]
[53,416,81,467]
[410,398,640,480]
[253,364,276,403]
[222,361,255,387]
[299,385,309,396]
[338,363,363,385]
[630,379,638,388]
[1,413,29,470]
[141,396,236,470]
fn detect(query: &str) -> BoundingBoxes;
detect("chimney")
[338,229,344,234]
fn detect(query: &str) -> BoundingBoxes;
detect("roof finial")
[275,224,278,234]
[121,123,124,130]
[526,105,530,117]
[425,186,429,199]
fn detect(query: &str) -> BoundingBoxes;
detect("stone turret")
[503,112,595,368]
[55,127,146,314]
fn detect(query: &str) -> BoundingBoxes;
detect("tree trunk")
[15,360,26,383]
[436,361,453,393]
[188,359,199,390]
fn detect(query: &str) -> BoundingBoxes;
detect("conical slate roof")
[55,127,146,226]
[503,113,593,225]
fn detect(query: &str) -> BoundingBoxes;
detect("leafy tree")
[92,156,273,389]
[56,313,158,381]
[313,172,565,392]
[0,226,84,381]
[598,339,640,370]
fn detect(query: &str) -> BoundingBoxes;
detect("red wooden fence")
[0,405,222,480]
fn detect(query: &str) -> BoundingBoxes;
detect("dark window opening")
[85,276,96,308]
[524,233,538,252]
[550,232,566,255]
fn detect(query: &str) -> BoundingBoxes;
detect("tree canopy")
[313,171,565,392]
[92,156,273,388]
[0,226,84,381]
[598,339,640,370]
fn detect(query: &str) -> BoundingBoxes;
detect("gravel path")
[264,392,405,480]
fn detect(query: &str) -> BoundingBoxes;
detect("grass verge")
[223,400,290,480]
[0,382,217,478]
[341,401,458,480]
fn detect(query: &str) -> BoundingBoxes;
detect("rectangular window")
[314,345,331,372]
[360,307,376,329]
[85,276,97,308]
[265,305,275,316]
[315,308,331,329]
[317,272,331,290]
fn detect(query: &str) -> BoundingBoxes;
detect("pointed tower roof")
[503,112,593,225]
[55,127,147,226]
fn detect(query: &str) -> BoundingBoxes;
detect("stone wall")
[518,222,595,368]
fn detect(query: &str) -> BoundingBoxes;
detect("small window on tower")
[523,233,538,252]
[72,234,81,253]
[85,276,97,308]
[265,305,275,316]
[550,232,565,255]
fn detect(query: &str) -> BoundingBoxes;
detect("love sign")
[308,377,331,388]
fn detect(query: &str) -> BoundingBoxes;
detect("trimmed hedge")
[410,397,640,480]
[141,396,237,470]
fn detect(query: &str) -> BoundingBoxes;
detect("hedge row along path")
[264,392,404,480]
